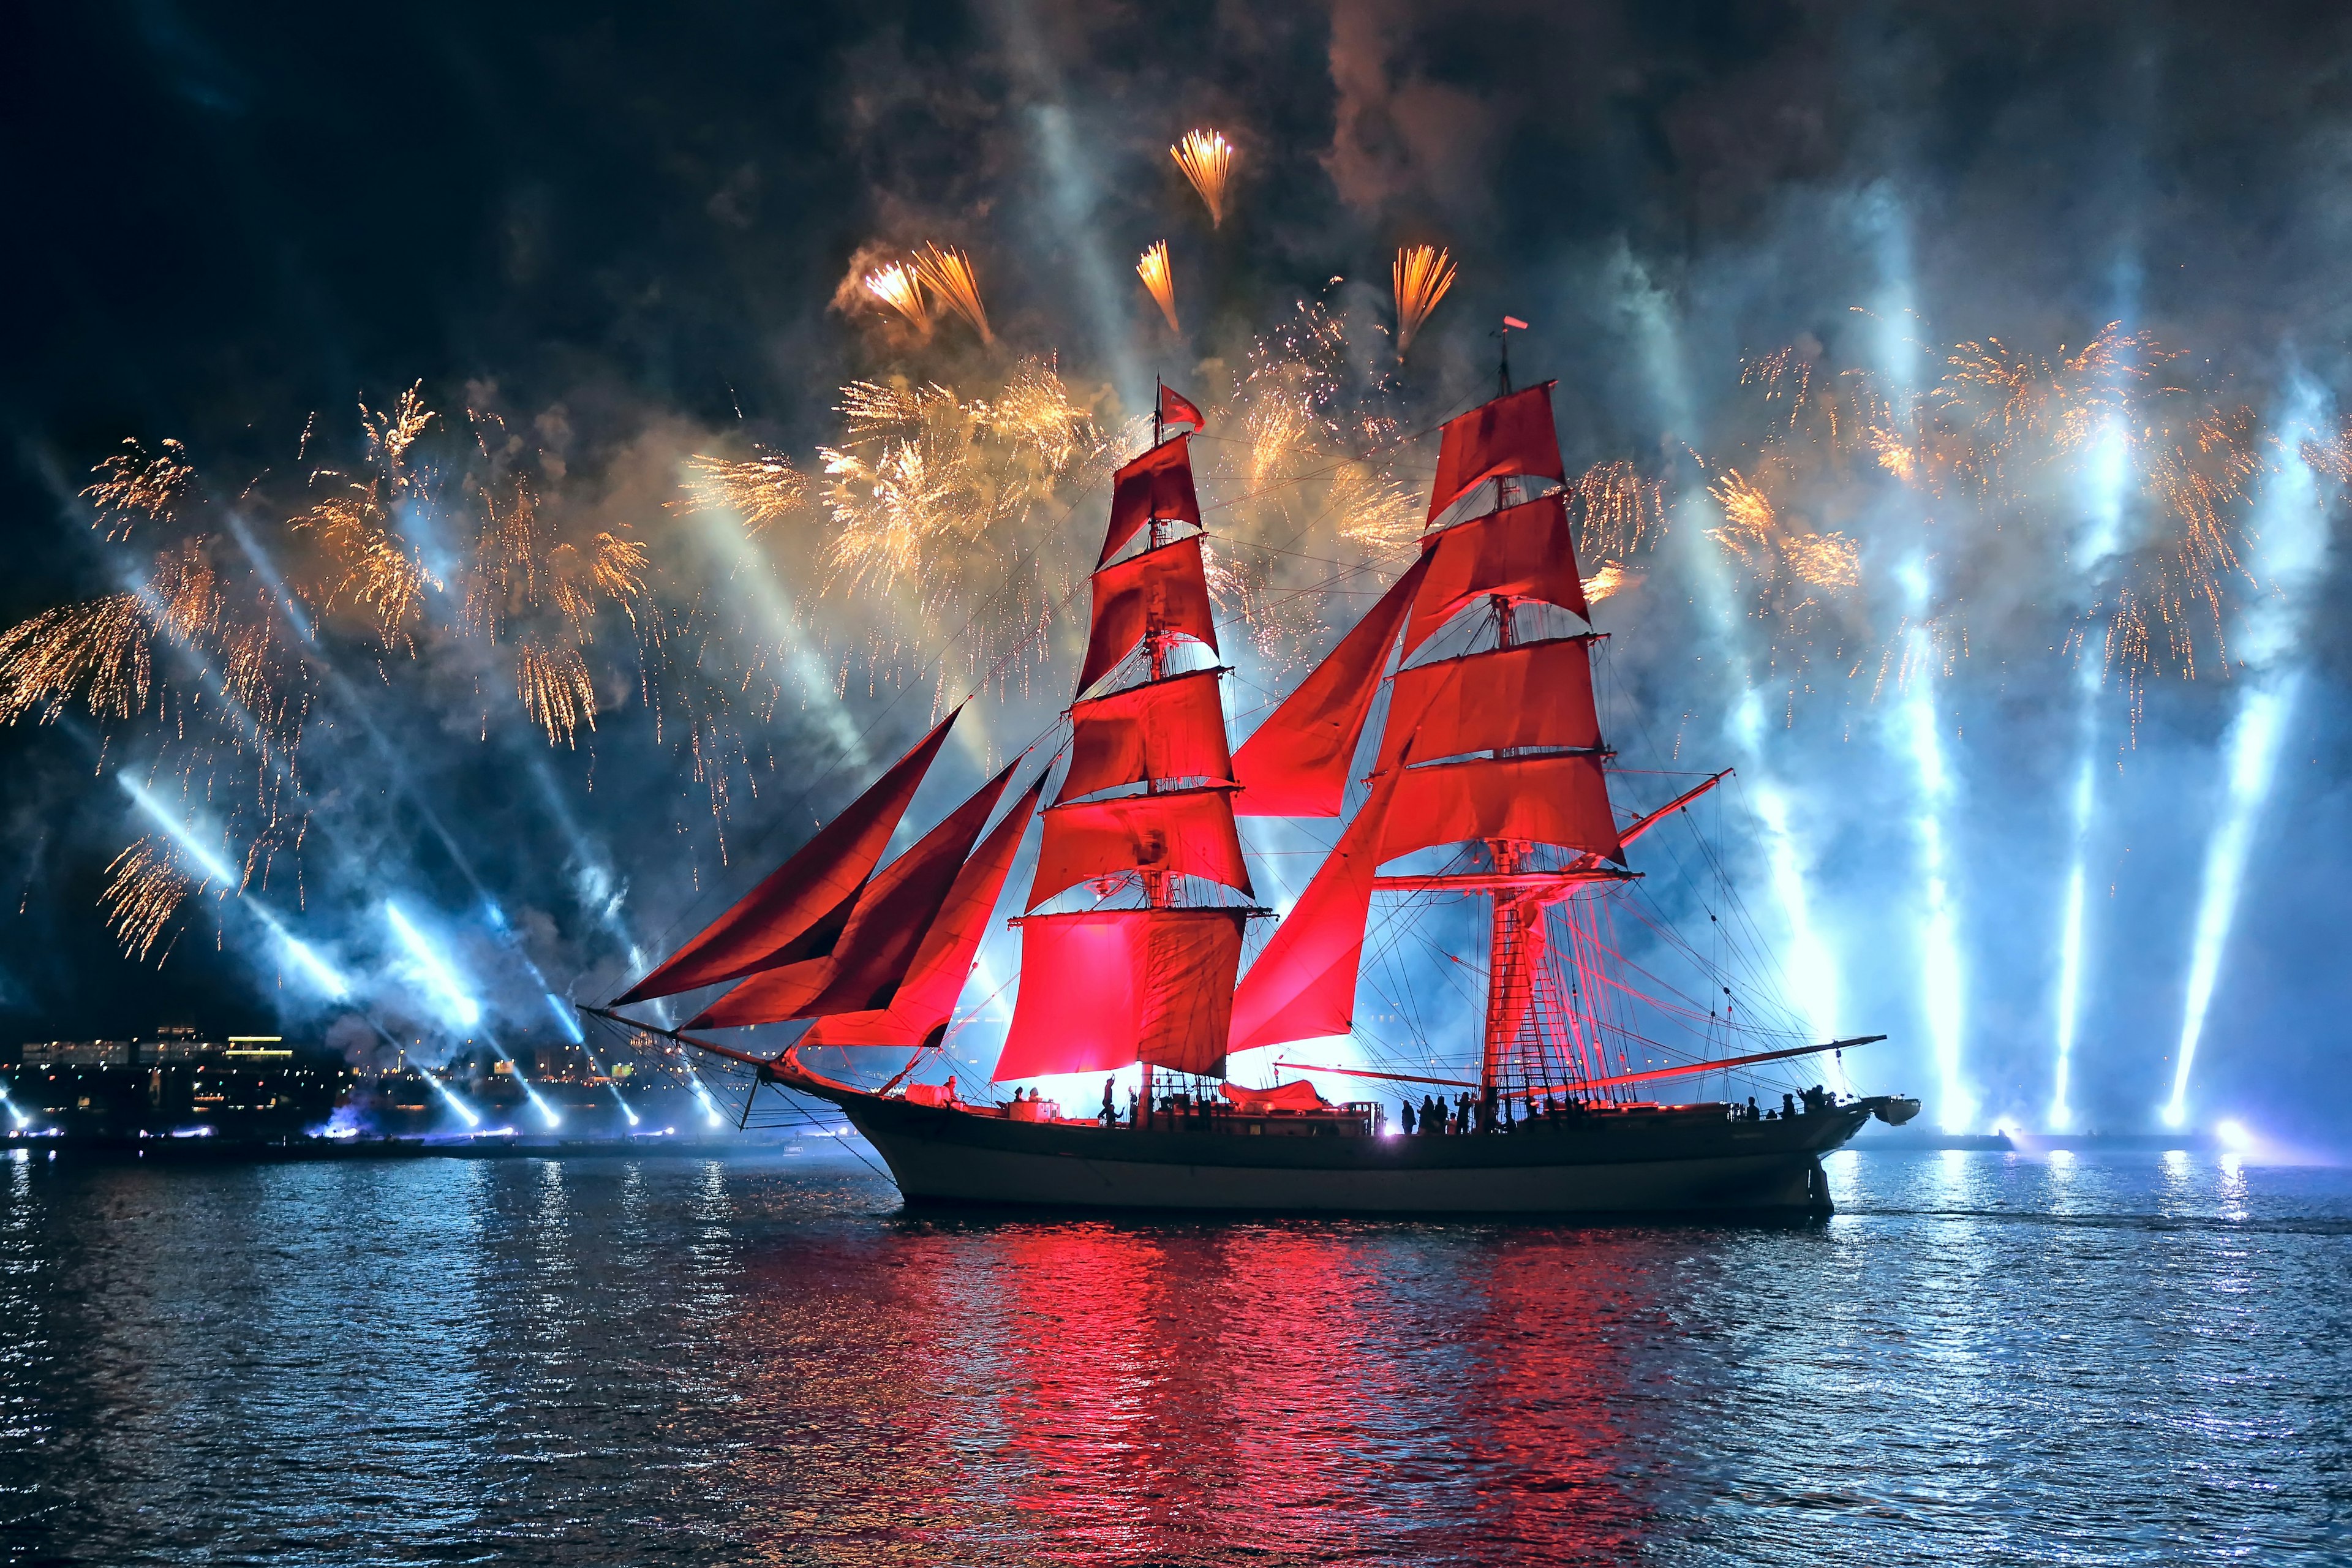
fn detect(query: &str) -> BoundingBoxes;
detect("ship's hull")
[821,1091,1887,1216]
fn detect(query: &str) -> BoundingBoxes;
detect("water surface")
[1,1145,2343,1564]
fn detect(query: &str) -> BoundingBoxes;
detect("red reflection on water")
[722,1222,1665,1564]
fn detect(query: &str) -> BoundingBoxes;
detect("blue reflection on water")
[0,1148,2345,1564]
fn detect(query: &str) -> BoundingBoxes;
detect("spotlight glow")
[0,1090,27,1129]
[2167,677,2297,1128]
[384,903,483,1027]
[1898,605,1972,1133]
[424,1072,481,1129]
[1750,782,1844,1085]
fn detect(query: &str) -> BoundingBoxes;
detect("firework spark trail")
[1137,241,1179,334]
[1392,246,1455,358]
[1170,129,1234,226]
[862,262,930,333]
[913,243,993,344]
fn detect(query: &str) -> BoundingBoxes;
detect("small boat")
[592,372,1918,1215]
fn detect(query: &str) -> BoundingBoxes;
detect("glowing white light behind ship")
[1898,603,1972,1133]
[2053,424,2131,1133]
[384,903,483,1028]
[2167,388,2328,1128]
[2166,677,2297,1128]
[1751,783,1841,1064]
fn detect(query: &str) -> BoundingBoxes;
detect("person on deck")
[1400,1099,1417,1135]
[1101,1078,1117,1128]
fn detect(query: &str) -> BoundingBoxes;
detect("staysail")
[685,758,1020,1028]
[614,710,960,1003]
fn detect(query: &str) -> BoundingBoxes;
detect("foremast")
[990,385,1257,1090]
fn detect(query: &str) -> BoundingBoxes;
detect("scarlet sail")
[1077,535,1219,694]
[1099,435,1202,565]
[796,777,1044,1049]
[685,759,1019,1029]
[1377,637,1601,772]
[1225,759,1404,1051]
[1063,669,1234,799]
[1029,787,1253,907]
[616,710,959,1003]
[1425,382,1565,522]
[992,908,1248,1080]
[1404,493,1588,655]
[1379,753,1623,864]
[1229,554,1430,816]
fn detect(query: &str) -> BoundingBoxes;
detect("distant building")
[20,1040,136,1068]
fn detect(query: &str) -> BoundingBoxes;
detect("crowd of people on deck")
[1078,1076,1843,1133]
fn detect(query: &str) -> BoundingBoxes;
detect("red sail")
[1098,435,1202,565]
[1063,669,1235,799]
[1402,492,1588,655]
[615,710,959,1003]
[1078,534,1219,695]
[795,777,1044,1050]
[992,908,1248,1080]
[1377,638,1601,772]
[1028,786,1253,907]
[1425,383,1565,522]
[1229,553,1431,816]
[1380,753,1623,864]
[1226,758,1404,1051]
[685,759,1019,1028]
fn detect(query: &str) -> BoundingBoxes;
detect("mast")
[1227,381,1628,1099]
[997,387,1251,1088]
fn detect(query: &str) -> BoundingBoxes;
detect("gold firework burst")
[102,836,194,962]
[1171,129,1234,226]
[1137,241,1179,333]
[1393,245,1456,356]
[83,439,195,541]
[914,243,993,344]
[678,449,807,535]
[862,262,930,332]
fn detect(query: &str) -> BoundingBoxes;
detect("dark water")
[0,1145,2344,1566]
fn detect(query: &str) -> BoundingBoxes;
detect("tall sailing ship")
[593,376,1918,1215]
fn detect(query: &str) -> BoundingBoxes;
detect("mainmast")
[1228,382,1632,1098]
[993,386,1252,1087]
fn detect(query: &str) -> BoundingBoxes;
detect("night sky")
[6,2,2350,1140]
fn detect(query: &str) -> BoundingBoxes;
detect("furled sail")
[685,758,1020,1028]
[1424,382,1566,523]
[1225,756,1405,1051]
[1029,787,1254,907]
[795,776,1045,1049]
[1077,535,1220,695]
[1062,668,1234,799]
[1403,493,1589,655]
[615,709,959,1003]
[1099,435,1202,565]
[1229,554,1430,816]
[1376,636,1601,772]
[993,908,1248,1080]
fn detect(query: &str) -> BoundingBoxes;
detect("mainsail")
[995,406,1253,1082]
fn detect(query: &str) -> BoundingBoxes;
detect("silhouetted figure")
[1746,1096,1760,1121]
[1400,1099,1417,1134]
[1102,1077,1117,1127]
[1782,1092,1797,1120]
